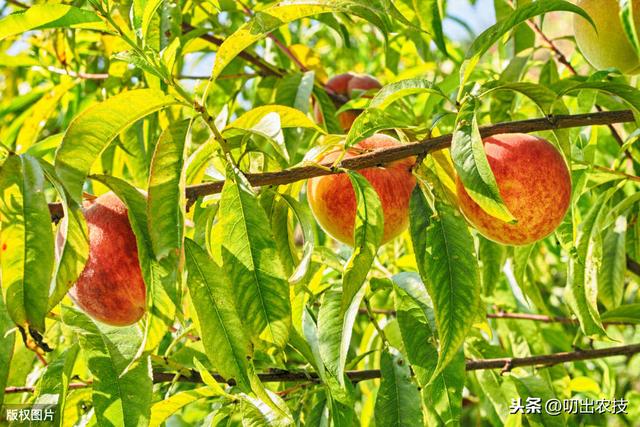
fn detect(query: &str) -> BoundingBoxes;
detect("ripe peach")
[63,192,146,326]
[574,0,640,74]
[307,134,416,245]
[314,73,382,132]
[456,134,571,246]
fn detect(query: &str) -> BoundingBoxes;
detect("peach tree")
[1,0,640,425]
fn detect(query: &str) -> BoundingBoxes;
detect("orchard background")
[1,0,640,425]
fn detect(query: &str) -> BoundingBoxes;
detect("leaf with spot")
[565,188,617,338]
[0,154,54,333]
[598,216,627,310]
[374,349,424,427]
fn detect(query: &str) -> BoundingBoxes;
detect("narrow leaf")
[409,186,480,380]
[55,89,178,202]
[374,350,424,427]
[148,119,190,259]
[0,154,54,332]
[219,172,291,348]
[62,306,152,427]
[451,98,515,222]
[0,4,108,41]
[184,239,252,390]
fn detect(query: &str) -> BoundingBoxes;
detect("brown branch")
[46,109,635,220]
[364,308,635,326]
[628,257,640,277]
[5,0,28,8]
[181,22,283,79]
[45,66,109,80]
[5,343,639,393]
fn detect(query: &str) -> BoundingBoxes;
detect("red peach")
[307,134,416,245]
[314,73,382,132]
[64,192,146,326]
[456,133,571,246]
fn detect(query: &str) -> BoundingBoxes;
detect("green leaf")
[148,119,190,260]
[621,0,640,56]
[218,171,291,348]
[0,154,54,332]
[409,186,480,381]
[62,305,152,427]
[374,350,424,427]
[344,108,401,146]
[478,236,506,296]
[0,4,109,41]
[32,344,80,426]
[393,276,464,425]
[451,98,515,222]
[184,238,252,390]
[54,89,178,202]
[313,85,343,134]
[276,71,316,112]
[342,171,383,306]
[15,80,77,153]
[280,194,315,284]
[0,295,15,406]
[510,376,565,427]
[558,81,640,115]
[413,0,447,55]
[317,286,343,376]
[459,0,593,95]
[598,216,627,310]
[224,105,324,134]
[39,161,89,311]
[211,1,389,80]
[601,304,640,323]
[333,172,383,383]
[369,78,449,110]
[149,387,220,427]
[565,188,618,337]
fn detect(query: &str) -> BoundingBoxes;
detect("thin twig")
[44,66,109,80]
[5,0,28,8]
[46,109,635,221]
[5,344,639,393]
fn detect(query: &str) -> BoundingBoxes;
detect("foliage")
[0,0,639,426]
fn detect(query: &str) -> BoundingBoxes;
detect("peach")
[574,0,640,74]
[314,73,382,131]
[456,134,571,246]
[307,134,416,245]
[63,192,146,326]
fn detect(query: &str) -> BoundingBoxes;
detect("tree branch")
[46,109,635,222]
[8,344,638,393]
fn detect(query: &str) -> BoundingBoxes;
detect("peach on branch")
[307,134,416,245]
[61,192,146,326]
[574,0,640,74]
[314,72,382,131]
[456,133,571,246]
